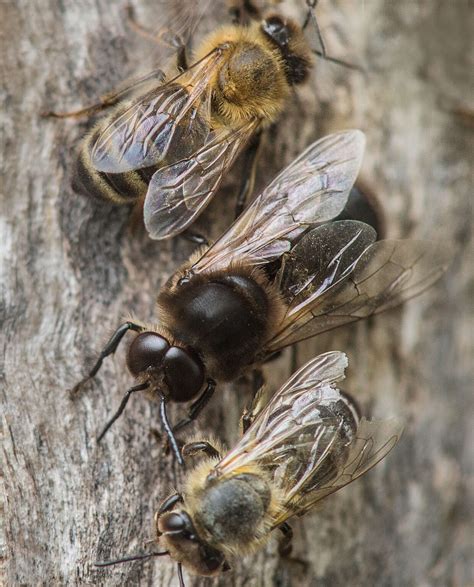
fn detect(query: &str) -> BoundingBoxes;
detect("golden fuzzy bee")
[96,351,404,581]
[53,0,319,239]
[75,129,451,465]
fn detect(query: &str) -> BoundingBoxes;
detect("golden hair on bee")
[193,15,312,127]
[194,23,289,125]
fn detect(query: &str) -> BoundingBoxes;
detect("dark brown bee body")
[126,331,206,403]
[158,270,276,381]
[74,130,448,470]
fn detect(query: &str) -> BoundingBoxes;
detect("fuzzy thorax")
[194,23,290,126]
[183,460,286,558]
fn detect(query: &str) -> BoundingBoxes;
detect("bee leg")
[126,5,188,73]
[278,523,309,570]
[172,379,217,435]
[41,68,166,119]
[241,375,269,433]
[97,382,149,442]
[71,321,142,396]
[157,492,184,515]
[303,1,364,72]
[182,440,222,460]
[278,522,294,557]
[262,350,283,364]
[290,345,299,375]
[176,44,189,74]
[159,396,185,467]
[240,409,254,434]
[181,230,209,246]
[234,131,262,219]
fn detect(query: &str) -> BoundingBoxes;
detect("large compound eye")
[163,347,205,403]
[160,512,187,534]
[262,16,289,47]
[126,332,169,377]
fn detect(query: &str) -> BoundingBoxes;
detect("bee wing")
[90,50,223,174]
[216,351,349,473]
[265,237,452,353]
[271,416,404,527]
[191,130,366,273]
[152,0,212,45]
[144,119,259,239]
[215,352,402,528]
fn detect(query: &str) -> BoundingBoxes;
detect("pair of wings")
[89,34,260,239]
[190,130,452,355]
[215,351,404,526]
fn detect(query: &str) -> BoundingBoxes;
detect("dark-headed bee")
[46,0,361,239]
[95,351,403,581]
[74,130,451,464]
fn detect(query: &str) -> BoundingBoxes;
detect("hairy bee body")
[75,16,312,209]
[76,83,209,205]
[156,378,365,576]
[157,263,284,381]
[77,129,448,467]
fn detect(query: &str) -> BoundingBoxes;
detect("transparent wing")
[191,130,366,273]
[265,237,452,353]
[215,351,402,526]
[271,416,403,527]
[144,119,259,239]
[150,0,212,46]
[216,351,349,473]
[276,220,377,305]
[90,50,224,174]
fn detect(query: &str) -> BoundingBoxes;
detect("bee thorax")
[196,474,271,547]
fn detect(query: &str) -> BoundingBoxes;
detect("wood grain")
[1,1,472,585]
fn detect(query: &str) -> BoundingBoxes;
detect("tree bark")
[1,1,471,586]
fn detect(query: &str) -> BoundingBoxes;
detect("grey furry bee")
[95,351,403,582]
[73,129,450,464]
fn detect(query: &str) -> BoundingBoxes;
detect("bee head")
[126,332,205,403]
[261,14,312,85]
[157,510,230,577]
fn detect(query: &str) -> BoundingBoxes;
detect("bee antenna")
[177,562,186,587]
[303,0,365,73]
[312,49,366,73]
[94,550,169,568]
[303,1,325,52]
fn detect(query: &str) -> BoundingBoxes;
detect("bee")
[74,129,451,464]
[45,0,361,240]
[95,351,404,581]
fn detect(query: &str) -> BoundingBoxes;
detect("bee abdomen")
[74,131,148,205]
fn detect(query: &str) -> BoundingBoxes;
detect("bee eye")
[266,16,285,30]
[262,16,289,46]
[163,347,205,402]
[161,512,186,533]
[126,332,169,377]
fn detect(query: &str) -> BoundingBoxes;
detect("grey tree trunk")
[1,1,472,586]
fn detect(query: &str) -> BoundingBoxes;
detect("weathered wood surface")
[1,1,472,585]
